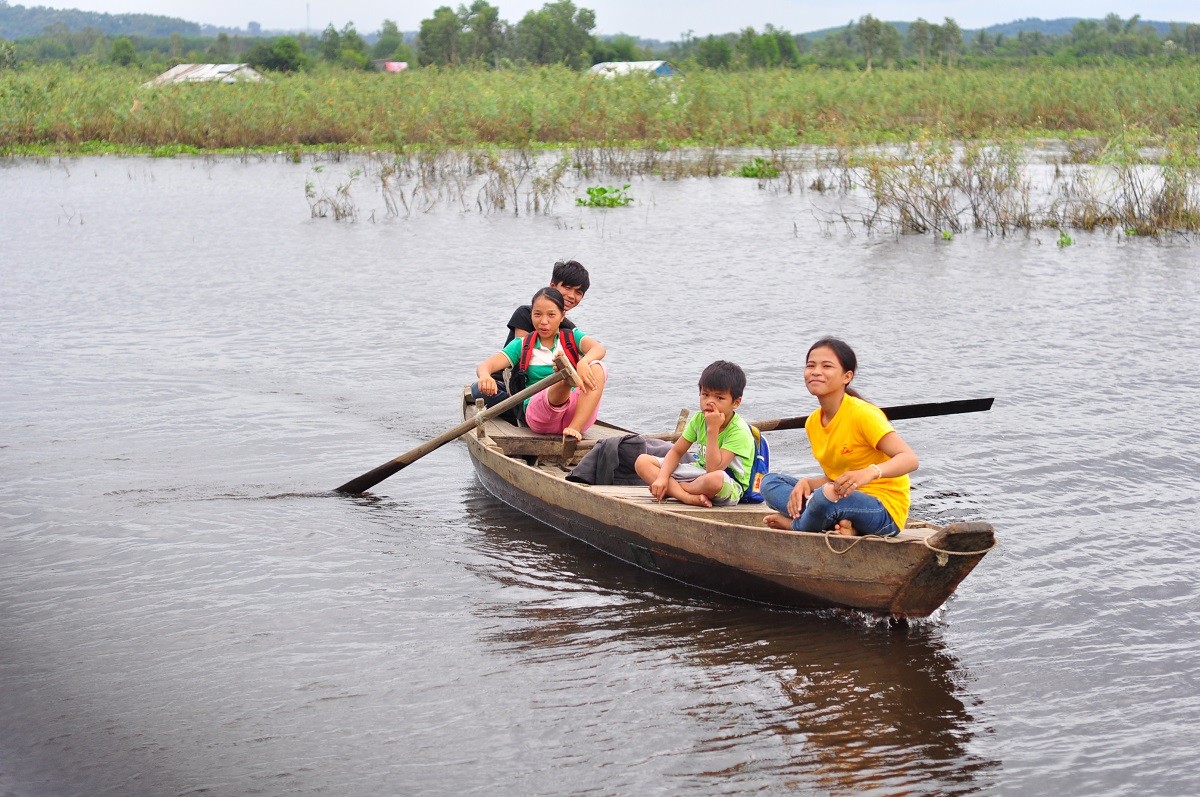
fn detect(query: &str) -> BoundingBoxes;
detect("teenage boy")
[504,259,590,343]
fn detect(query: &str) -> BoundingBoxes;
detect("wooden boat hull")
[463,398,994,619]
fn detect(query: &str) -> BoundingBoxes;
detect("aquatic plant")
[305,164,359,220]
[1045,132,1200,235]
[576,184,633,207]
[735,156,780,178]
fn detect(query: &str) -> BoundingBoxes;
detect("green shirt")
[501,328,588,404]
[682,411,755,491]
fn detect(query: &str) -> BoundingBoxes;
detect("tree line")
[2,2,1199,73]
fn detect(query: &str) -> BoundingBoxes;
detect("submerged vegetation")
[284,131,1200,238]
[3,61,1199,237]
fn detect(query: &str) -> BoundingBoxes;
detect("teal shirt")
[682,411,755,491]
[501,328,588,404]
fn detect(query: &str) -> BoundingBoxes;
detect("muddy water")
[1,154,1198,796]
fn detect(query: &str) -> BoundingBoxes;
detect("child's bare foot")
[832,519,857,536]
[764,513,793,530]
[675,491,712,507]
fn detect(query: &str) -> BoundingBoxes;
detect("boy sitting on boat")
[634,361,756,507]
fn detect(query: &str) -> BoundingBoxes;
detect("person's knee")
[634,454,660,478]
[762,473,788,491]
[821,482,840,502]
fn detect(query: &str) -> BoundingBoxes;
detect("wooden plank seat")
[481,419,629,457]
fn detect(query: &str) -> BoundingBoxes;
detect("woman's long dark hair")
[807,337,866,400]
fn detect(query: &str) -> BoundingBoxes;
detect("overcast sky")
[43,1,1200,39]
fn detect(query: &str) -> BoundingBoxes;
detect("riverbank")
[3,62,1199,155]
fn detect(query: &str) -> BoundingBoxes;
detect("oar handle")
[335,354,580,494]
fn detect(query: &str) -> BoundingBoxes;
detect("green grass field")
[3,62,1198,154]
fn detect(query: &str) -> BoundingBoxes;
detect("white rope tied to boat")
[823,530,997,558]
[921,535,997,557]
[823,533,867,554]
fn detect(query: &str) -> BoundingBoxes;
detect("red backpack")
[508,330,582,424]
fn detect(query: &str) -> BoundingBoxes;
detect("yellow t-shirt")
[805,395,910,529]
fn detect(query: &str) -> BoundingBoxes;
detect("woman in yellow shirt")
[762,338,919,537]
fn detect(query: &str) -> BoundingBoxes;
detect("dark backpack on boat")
[507,330,582,426]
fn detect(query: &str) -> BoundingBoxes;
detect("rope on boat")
[823,530,997,558]
[823,533,866,554]
[921,536,997,557]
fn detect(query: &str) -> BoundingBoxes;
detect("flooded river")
[2,154,1198,796]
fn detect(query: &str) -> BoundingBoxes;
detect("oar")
[752,397,994,432]
[336,353,580,494]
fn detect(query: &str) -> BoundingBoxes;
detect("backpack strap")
[517,332,537,372]
[558,329,582,366]
[518,330,580,387]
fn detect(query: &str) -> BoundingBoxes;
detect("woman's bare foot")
[832,519,857,536]
[563,427,582,441]
[764,513,793,530]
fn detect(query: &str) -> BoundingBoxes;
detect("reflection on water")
[462,486,999,795]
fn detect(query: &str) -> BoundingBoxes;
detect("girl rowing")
[474,287,608,441]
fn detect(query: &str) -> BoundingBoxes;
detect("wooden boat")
[461,389,995,619]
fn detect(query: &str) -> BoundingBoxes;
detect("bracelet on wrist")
[870,463,884,480]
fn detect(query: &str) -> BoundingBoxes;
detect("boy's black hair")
[551,259,590,294]
[530,286,566,313]
[698,360,746,400]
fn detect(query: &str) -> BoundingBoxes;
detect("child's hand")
[703,408,724,434]
[477,375,497,396]
[575,358,597,392]
[649,476,669,501]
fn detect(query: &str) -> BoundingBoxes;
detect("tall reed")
[5,62,1200,152]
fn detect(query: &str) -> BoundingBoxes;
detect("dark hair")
[806,337,865,400]
[698,360,746,400]
[551,260,590,294]
[530,286,566,314]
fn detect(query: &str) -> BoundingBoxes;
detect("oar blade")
[751,397,994,434]
[335,363,572,495]
[880,397,994,421]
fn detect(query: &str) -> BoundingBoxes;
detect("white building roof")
[143,64,265,87]
[587,60,679,78]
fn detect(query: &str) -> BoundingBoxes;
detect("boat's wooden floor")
[522,452,938,542]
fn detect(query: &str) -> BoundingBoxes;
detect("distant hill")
[0,4,200,39]
[799,16,1180,41]
[980,16,1177,37]
[0,6,1187,43]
